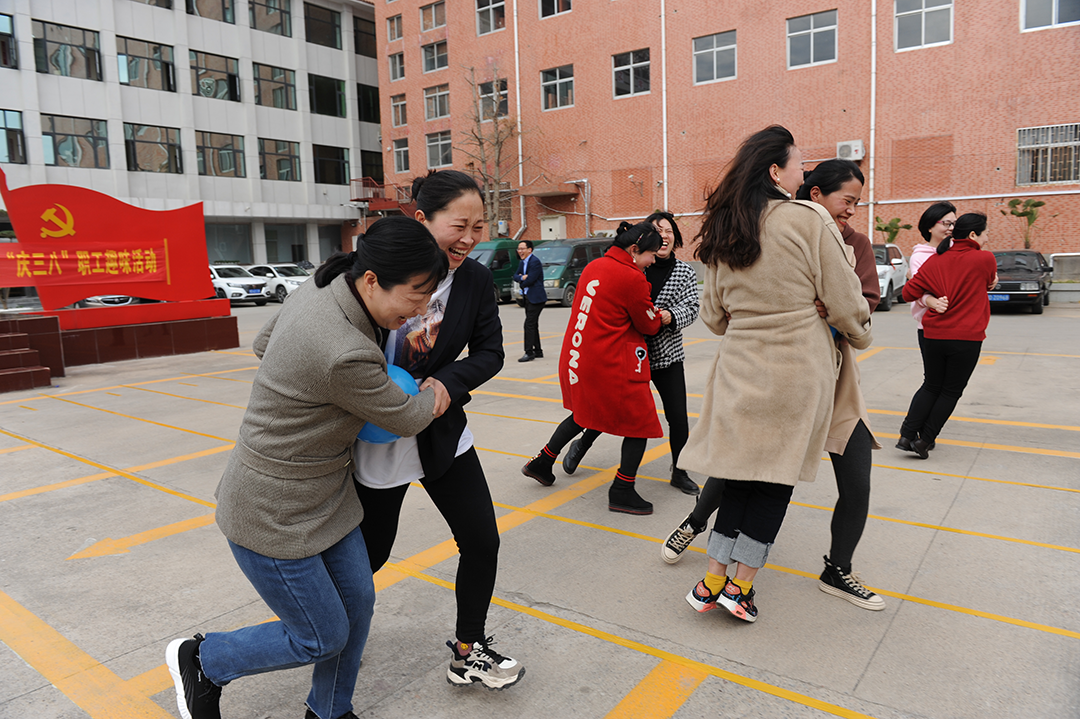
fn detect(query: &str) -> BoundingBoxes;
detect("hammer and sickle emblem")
[40,204,75,238]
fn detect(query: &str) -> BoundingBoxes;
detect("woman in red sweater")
[898,213,998,459]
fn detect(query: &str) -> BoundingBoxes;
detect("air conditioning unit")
[836,140,865,161]
[497,220,509,236]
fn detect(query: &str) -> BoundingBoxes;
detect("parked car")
[77,295,137,308]
[209,265,269,305]
[989,250,1052,314]
[872,243,909,311]
[246,263,312,303]
[473,239,547,304]
[510,238,611,307]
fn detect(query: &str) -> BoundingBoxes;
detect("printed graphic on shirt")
[395,298,445,374]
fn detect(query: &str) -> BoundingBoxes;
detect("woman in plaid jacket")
[556,212,702,496]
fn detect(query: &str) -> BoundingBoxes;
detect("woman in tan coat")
[674,126,872,623]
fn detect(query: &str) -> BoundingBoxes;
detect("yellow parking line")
[868,409,1080,432]
[491,375,560,385]
[19,405,38,411]
[604,660,708,719]
[0,444,33,455]
[474,389,564,403]
[129,385,247,409]
[875,431,1080,460]
[535,373,560,381]
[41,395,235,443]
[466,410,560,425]
[870,346,1080,359]
[0,590,174,719]
[0,366,260,405]
[855,347,884,362]
[868,461,1080,494]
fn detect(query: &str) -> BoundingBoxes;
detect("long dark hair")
[795,159,864,201]
[314,216,448,292]
[645,211,683,249]
[411,169,481,219]
[938,212,986,255]
[696,125,796,269]
[612,221,662,254]
[918,201,957,242]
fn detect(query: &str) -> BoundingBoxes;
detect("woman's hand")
[814,298,828,318]
[988,272,998,291]
[925,294,948,313]
[659,308,673,326]
[420,377,451,417]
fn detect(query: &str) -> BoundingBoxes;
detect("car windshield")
[994,252,1041,271]
[472,250,493,266]
[275,266,309,277]
[534,246,571,266]
[215,266,253,278]
[872,245,889,265]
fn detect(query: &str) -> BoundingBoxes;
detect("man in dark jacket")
[513,240,547,362]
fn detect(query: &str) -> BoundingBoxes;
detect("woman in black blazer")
[353,170,523,691]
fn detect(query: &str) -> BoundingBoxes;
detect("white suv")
[209,265,270,305]
[872,243,909,311]
[246,263,312,303]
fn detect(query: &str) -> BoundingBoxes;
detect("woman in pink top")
[897,201,955,456]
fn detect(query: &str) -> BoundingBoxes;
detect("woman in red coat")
[522,222,664,515]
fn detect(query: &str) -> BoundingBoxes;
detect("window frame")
[308,73,347,117]
[387,14,403,41]
[0,110,27,164]
[422,40,448,73]
[541,64,574,110]
[117,36,176,91]
[32,20,102,81]
[312,143,350,185]
[196,131,245,177]
[389,52,405,81]
[358,83,380,124]
[393,137,410,173]
[185,0,236,24]
[124,122,183,174]
[424,83,450,120]
[190,49,241,101]
[354,16,377,57]
[692,30,737,85]
[786,9,838,69]
[360,149,383,183]
[1016,123,1080,185]
[250,0,292,37]
[304,2,341,49]
[426,130,452,168]
[391,93,407,126]
[41,113,110,168]
[894,0,953,52]
[259,138,301,181]
[612,48,651,98]
[477,0,506,35]
[1021,0,1080,30]
[420,1,446,31]
[253,62,297,109]
[479,78,508,121]
[1,13,17,69]
[540,0,571,19]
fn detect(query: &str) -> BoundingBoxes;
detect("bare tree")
[457,66,524,239]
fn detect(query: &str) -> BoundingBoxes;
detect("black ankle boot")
[522,449,557,486]
[670,468,699,495]
[608,478,653,515]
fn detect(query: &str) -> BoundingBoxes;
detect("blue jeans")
[199,526,375,719]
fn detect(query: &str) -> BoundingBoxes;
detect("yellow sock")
[733,577,753,594]
[704,572,727,595]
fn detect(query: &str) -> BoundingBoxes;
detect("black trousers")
[355,447,498,644]
[900,336,982,443]
[523,300,544,356]
[546,414,648,477]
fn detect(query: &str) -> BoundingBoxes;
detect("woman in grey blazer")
[166,217,449,719]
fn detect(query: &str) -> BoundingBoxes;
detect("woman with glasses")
[557,211,701,496]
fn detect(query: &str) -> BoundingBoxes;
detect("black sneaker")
[669,468,699,496]
[895,436,917,453]
[717,579,758,623]
[912,438,931,459]
[608,482,653,515]
[166,634,222,719]
[562,438,588,475]
[305,711,360,719]
[522,449,556,486]
[818,556,885,611]
[661,515,705,564]
[446,637,525,690]
[684,579,720,613]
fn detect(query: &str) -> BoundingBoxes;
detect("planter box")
[1048,285,1080,304]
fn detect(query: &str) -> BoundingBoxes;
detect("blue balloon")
[357,365,420,444]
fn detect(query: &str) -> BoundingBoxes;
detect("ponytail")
[314,216,448,292]
[611,221,662,254]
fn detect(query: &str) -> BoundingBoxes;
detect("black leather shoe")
[895,436,917,453]
[522,452,556,486]
[670,469,700,496]
[534,351,544,358]
[925,440,936,451]
[562,438,587,475]
[912,438,930,459]
[518,353,535,362]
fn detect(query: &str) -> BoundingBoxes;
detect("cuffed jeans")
[706,480,794,569]
[199,526,375,719]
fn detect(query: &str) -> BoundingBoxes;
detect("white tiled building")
[0,0,380,264]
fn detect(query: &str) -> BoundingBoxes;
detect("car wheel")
[561,284,576,308]
[494,284,501,305]
[1031,296,1043,314]
[254,299,268,307]
[215,288,227,299]
[878,282,893,312]
[1043,289,1050,306]
[276,286,288,303]
[895,283,907,304]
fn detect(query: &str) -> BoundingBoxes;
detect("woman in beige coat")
[675,126,872,623]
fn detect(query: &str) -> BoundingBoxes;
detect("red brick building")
[371,0,1079,256]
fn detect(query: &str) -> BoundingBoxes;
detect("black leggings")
[900,336,982,443]
[355,447,498,644]
[827,419,873,570]
[546,414,647,477]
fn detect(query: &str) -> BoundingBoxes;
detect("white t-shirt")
[353,269,474,489]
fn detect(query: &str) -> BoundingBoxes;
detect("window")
[613,49,649,97]
[186,0,235,23]
[32,21,102,80]
[354,17,377,57]
[389,52,405,81]
[1017,123,1080,185]
[693,30,736,83]
[358,83,380,123]
[896,0,951,50]
[117,37,176,91]
[309,74,346,117]
[541,0,571,18]
[426,131,452,168]
[130,0,173,6]
[479,79,507,120]
[541,65,573,109]
[1,110,26,164]
[124,123,182,173]
[1024,0,1080,29]
[42,114,109,168]
[424,84,450,119]
[1,14,17,69]
[422,40,447,72]
[787,10,837,68]
[191,51,240,100]
[387,14,403,41]
[477,0,505,34]
[391,94,407,126]
[420,2,446,31]
[196,131,245,177]
[313,144,349,184]
[250,0,292,36]
[393,138,409,173]
[254,63,296,109]
[361,149,383,183]
[305,3,341,49]
[259,138,300,181]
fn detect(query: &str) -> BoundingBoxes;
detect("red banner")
[0,166,213,310]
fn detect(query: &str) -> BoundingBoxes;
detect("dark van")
[511,238,611,307]
[472,239,527,303]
